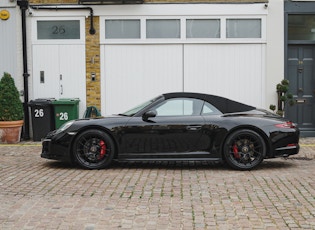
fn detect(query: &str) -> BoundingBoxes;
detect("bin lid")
[28,98,56,106]
[52,98,80,105]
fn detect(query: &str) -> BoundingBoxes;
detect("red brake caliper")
[99,140,106,159]
[233,144,240,159]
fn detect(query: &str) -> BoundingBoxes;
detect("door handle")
[60,84,63,95]
[186,125,202,131]
[298,67,303,73]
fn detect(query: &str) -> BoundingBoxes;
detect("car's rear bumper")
[273,143,300,157]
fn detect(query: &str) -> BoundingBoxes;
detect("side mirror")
[142,110,157,121]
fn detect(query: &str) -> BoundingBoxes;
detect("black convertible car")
[41,92,300,170]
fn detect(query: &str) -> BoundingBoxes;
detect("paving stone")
[0,138,315,229]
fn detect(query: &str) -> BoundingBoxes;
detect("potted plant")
[269,79,294,117]
[0,72,24,143]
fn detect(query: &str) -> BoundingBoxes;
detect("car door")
[120,98,205,157]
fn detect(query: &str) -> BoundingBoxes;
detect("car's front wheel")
[73,129,115,169]
[223,129,266,170]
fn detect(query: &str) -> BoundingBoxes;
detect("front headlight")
[55,120,75,134]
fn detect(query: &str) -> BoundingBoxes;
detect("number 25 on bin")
[34,109,44,118]
[58,112,69,121]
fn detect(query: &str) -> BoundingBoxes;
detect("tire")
[73,129,115,169]
[223,129,266,170]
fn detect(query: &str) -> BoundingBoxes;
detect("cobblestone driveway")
[0,139,314,229]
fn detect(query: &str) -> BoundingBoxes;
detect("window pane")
[226,19,261,38]
[37,20,80,39]
[105,20,140,39]
[146,19,180,38]
[186,19,220,38]
[288,15,315,41]
[154,98,203,116]
[202,102,222,115]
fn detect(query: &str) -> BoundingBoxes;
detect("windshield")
[120,95,163,116]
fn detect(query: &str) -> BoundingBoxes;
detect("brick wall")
[85,17,101,109]
[29,0,77,3]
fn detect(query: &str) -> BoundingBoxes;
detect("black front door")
[287,45,315,133]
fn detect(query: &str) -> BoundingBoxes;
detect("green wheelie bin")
[52,98,80,129]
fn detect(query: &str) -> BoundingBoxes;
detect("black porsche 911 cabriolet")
[41,92,300,170]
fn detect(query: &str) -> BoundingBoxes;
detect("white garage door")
[102,44,264,115]
[184,44,265,107]
[103,45,183,114]
[100,11,266,115]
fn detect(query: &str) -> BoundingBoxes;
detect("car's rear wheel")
[223,129,266,170]
[73,129,115,169]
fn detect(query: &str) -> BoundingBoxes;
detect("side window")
[154,98,204,116]
[186,19,220,38]
[226,19,261,38]
[105,19,140,39]
[37,20,80,40]
[202,102,222,115]
[146,19,180,39]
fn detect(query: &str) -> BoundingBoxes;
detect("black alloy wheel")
[223,129,266,170]
[73,129,115,169]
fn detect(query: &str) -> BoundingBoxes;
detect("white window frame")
[185,18,221,39]
[224,16,266,41]
[32,17,86,45]
[100,16,266,45]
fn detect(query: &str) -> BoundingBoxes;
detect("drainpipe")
[17,0,30,140]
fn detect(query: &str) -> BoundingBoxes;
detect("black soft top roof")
[163,92,256,114]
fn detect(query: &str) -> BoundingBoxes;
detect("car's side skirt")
[117,151,221,162]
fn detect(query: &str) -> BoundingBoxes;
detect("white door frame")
[31,16,86,117]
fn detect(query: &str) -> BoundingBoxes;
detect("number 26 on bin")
[58,112,69,121]
[34,109,44,118]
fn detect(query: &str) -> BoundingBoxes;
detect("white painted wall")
[0,8,17,79]
[0,3,30,104]
[265,0,285,109]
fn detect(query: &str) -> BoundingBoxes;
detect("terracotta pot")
[0,120,24,144]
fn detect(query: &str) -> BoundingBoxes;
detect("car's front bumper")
[41,131,74,163]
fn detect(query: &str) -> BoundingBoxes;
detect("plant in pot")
[269,79,294,117]
[0,72,24,143]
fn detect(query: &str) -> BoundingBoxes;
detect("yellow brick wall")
[29,0,77,3]
[85,17,101,109]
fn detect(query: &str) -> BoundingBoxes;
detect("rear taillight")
[275,121,296,128]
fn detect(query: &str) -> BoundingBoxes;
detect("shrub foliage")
[0,72,24,121]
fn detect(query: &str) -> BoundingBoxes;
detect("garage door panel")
[104,45,183,114]
[184,44,264,107]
